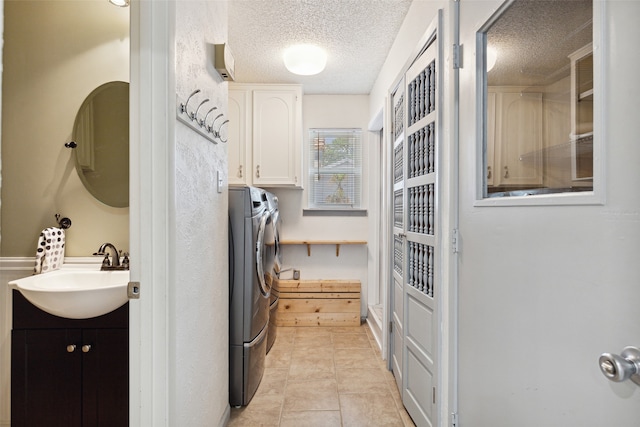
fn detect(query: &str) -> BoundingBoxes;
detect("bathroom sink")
[9,269,129,319]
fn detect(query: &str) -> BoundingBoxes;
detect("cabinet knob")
[66,344,76,353]
[256,165,260,178]
[82,345,92,353]
[503,166,509,179]
[238,165,243,178]
[487,166,492,179]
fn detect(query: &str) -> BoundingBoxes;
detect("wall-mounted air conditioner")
[214,43,235,81]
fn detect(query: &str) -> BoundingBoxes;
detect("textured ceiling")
[487,0,592,87]
[228,0,413,94]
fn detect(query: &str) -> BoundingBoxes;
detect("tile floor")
[229,323,416,427]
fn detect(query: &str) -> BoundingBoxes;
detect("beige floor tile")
[340,393,404,427]
[270,334,295,350]
[336,367,389,394]
[294,334,333,348]
[334,347,378,368]
[294,326,333,337]
[279,410,342,427]
[283,379,340,411]
[256,368,289,396]
[289,356,336,381]
[234,323,419,426]
[265,347,293,369]
[291,345,334,360]
[332,333,372,349]
[228,393,283,426]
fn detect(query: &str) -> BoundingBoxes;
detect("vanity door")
[12,329,83,426]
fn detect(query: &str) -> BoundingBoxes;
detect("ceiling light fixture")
[108,0,130,7]
[283,44,327,76]
[486,46,498,72]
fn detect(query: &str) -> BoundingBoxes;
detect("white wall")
[130,1,229,426]
[171,1,229,425]
[1,1,129,257]
[269,94,371,315]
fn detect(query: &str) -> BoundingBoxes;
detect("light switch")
[217,170,223,193]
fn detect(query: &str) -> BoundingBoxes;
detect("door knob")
[598,346,640,386]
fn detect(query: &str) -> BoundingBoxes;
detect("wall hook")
[216,119,229,143]
[200,107,218,127]
[179,89,201,116]
[192,98,210,121]
[208,113,224,132]
[64,141,77,149]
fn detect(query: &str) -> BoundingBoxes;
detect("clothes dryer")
[262,190,282,353]
[228,185,271,406]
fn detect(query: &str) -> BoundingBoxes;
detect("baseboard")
[366,306,383,352]
[218,404,231,427]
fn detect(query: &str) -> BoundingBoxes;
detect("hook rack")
[176,89,228,144]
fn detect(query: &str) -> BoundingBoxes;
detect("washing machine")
[262,190,282,353]
[228,185,272,406]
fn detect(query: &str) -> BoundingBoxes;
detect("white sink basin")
[9,269,129,319]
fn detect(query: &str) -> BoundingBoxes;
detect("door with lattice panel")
[390,19,442,427]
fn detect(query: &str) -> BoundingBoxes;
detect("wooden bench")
[273,278,361,326]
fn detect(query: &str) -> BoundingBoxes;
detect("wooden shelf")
[277,240,367,256]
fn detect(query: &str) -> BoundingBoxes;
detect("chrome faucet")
[94,243,129,270]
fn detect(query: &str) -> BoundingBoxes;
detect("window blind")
[308,128,362,209]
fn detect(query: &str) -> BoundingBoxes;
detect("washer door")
[271,210,283,276]
[255,211,271,296]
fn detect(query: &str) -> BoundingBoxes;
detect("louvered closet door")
[390,80,405,396]
[402,32,441,427]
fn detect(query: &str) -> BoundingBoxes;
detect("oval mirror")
[72,81,129,208]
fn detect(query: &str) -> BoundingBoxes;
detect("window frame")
[305,127,365,213]
[474,0,605,207]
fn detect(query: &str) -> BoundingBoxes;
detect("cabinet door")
[12,329,83,427]
[252,89,301,186]
[495,92,543,186]
[228,89,251,185]
[82,328,129,427]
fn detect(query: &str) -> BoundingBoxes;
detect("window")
[480,0,594,199]
[308,128,362,209]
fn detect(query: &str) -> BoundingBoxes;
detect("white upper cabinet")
[228,89,251,185]
[228,84,303,188]
[488,88,543,188]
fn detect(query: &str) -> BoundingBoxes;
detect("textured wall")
[1,1,129,257]
[171,1,229,424]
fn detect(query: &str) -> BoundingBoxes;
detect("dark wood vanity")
[11,290,128,426]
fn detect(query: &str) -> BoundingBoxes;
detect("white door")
[457,1,640,425]
[389,16,443,427]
